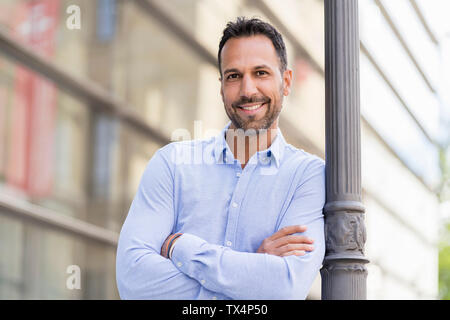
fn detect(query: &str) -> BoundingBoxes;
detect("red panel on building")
[6,0,60,197]
[0,85,7,177]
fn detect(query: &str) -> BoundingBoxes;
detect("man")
[116,17,325,300]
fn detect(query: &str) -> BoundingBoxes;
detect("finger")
[267,225,307,241]
[276,243,314,255]
[272,235,314,248]
[281,250,306,257]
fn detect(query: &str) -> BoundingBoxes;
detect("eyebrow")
[223,68,240,75]
[223,64,272,75]
[254,64,271,70]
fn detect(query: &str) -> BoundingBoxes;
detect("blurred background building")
[0,0,449,299]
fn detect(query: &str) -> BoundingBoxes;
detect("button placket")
[224,163,257,249]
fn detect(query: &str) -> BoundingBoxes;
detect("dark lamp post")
[321,0,369,300]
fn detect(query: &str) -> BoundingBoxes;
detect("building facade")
[0,0,447,299]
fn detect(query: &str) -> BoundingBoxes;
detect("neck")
[226,123,278,169]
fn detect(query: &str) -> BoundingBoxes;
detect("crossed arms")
[116,147,325,300]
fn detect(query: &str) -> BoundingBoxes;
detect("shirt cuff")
[171,233,203,276]
[171,233,232,300]
[171,233,229,278]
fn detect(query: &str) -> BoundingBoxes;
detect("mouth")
[236,102,267,115]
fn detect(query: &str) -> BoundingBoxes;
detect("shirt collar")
[213,121,286,167]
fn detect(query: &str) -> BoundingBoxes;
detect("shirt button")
[261,156,270,164]
[200,279,206,285]
[212,296,217,300]
[177,262,183,267]
[232,202,238,208]
[226,241,232,247]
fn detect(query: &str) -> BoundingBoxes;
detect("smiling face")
[219,35,292,132]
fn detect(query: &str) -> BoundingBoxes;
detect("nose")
[239,73,258,98]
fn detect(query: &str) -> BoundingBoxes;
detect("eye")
[226,73,240,80]
[256,70,268,76]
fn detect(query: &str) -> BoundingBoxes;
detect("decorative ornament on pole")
[321,0,369,300]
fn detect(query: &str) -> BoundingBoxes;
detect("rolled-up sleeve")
[115,145,227,300]
[170,158,326,300]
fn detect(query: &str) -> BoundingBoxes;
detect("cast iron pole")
[320,0,369,300]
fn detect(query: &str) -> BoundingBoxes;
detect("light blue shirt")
[116,121,326,300]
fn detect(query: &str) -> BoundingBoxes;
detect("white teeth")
[241,104,263,110]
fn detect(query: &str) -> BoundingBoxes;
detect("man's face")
[220,35,292,132]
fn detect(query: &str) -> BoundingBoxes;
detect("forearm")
[116,242,228,300]
[116,192,227,299]
[170,231,325,300]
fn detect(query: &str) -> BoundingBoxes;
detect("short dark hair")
[218,17,287,76]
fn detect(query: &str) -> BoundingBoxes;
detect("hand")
[256,225,314,257]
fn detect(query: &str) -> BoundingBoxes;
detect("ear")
[219,77,225,102]
[282,69,293,96]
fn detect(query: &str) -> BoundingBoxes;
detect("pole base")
[320,259,368,300]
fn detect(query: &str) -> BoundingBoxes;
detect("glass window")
[0,0,93,78]
[108,123,161,232]
[359,0,440,142]
[415,0,450,40]
[0,214,118,299]
[0,54,90,217]
[0,214,23,299]
[360,53,440,188]
[0,0,208,135]
[111,1,209,136]
[380,0,440,88]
